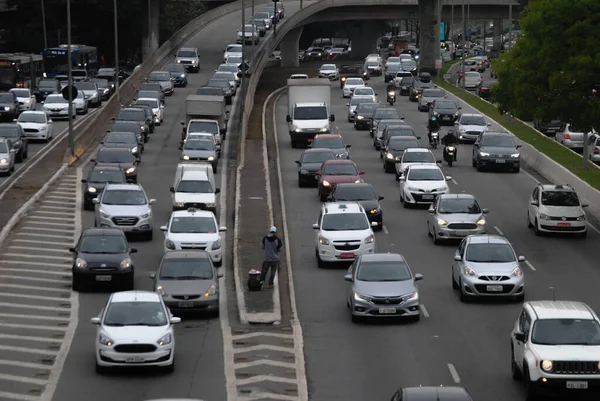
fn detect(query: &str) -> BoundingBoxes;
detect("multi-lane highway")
[271,64,600,401]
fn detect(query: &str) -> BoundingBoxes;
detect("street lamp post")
[114,0,120,103]
[67,0,74,156]
[41,0,48,50]
[241,0,245,112]
[461,0,466,89]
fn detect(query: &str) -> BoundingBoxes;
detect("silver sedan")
[427,193,488,244]
[345,253,423,322]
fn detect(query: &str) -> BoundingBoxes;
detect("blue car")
[166,64,188,87]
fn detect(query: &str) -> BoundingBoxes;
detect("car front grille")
[114,344,157,353]
[369,296,405,305]
[465,131,481,136]
[184,203,206,209]
[333,241,360,251]
[23,128,39,133]
[447,223,478,230]
[180,243,207,250]
[179,60,192,64]
[411,193,438,202]
[554,361,599,375]
[474,284,515,294]
[111,216,139,226]
[478,276,510,282]
[547,216,579,221]
[185,157,208,161]
[172,295,201,300]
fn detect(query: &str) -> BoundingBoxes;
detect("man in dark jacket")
[260,226,283,289]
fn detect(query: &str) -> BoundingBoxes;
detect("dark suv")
[0,123,28,162]
[339,65,369,87]
[0,92,19,122]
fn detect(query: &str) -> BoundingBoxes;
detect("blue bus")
[41,44,98,78]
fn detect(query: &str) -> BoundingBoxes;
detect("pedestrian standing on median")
[260,226,283,289]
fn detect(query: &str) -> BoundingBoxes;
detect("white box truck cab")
[171,163,218,212]
[182,119,222,155]
[181,95,229,142]
[285,78,335,148]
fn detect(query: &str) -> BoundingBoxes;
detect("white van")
[364,56,382,76]
[170,170,219,213]
[173,162,216,194]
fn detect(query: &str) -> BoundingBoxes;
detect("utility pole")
[251,0,255,65]
[241,0,245,112]
[461,0,466,89]
[273,1,277,36]
[67,0,74,156]
[147,0,152,56]
[451,0,454,42]
[508,4,513,50]
[114,0,120,103]
[41,0,48,50]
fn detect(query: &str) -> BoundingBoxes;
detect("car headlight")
[511,267,523,277]
[433,111,439,116]
[404,291,418,301]
[539,213,550,220]
[406,186,419,192]
[437,219,448,227]
[299,169,309,175]
[465,266,477,276]
[75,258,87,268]
[125,167,135,174]
[204,284,217,297]
[208,156,215,161]
[369,208,380,214]
[476,218,486,225]
[3,106,9,111]
[156,285,166,296]
[386,152,395,160]
[157,332,172,346]
[336,152,347,158]
[141,209,151,218]
[0,158,7,164]
[99,333,113,346]
[322,180,330,187]
[540,360,553,372]
[357,116,364,120]
[479,152,490,157]
[183,155,190,160]
[354,292,372,302]
[91,93,97,98]
[87,187,97,193]
[341,77,346,82]
[23,99,31,104]
[165,239,176,250]
[206,202,216,208]
[577,214,586,221]
[318,236,329,245]
[176,59,181,63]
[354,179,362,183]
[364,235,375,244]
[174,202,184,207]
[435,186,449,192]
[120,258,132,269]
[180,74,185,78]
[211,239,221,250]
[321,127,328,132]
[103,89,109,94]
[510,153,520,158]
[140,125,146,131]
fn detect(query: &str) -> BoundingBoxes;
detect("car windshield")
[0,126,18,137]
[0,143,7,153]
[465,72,480,79]
[227,57,242,64]
[322,163,357,175]
[11,89,29,97]
[531,319,600,345]
[321,65,336,71]
[18,113,46,123]
[91,79,109,87]
[189,121,218,134]
[219,65,238,73]
[177,50,197,58]
[138,91,159,99]
[176,180,213,193]
[461,115,486,125]
[353,88,373,96]
[118,110,145,121]
[294,106,327,120]
[366,61,378,67]
[481,136,515,147]
[214,72,234,81]
[322,213,369,230]
[340,67,361,74]
[0,94,14,102]
[39,81,56,89]
[407,168,443,181]
[357,103,379,113]
[465,243,515,263]
[167,64,185,73]
[96,150,134,163]
[103,301,167,327]
[387,64,402,72]
[414,81,434,88]
[438,198,481,214]
[80,235,127,253]
[208,80,229,89]
[88,170,124,183]
[400,77,415,85]
[102,189,146,205]
[402,151,435,163]
[184,139,214,151]
[541,191,580,207]
[386,128,414,137]
[334,186,376,201]
[105,133,136,144]
[226,46,242,53]
[148,72,170,81]
[387,57,401,63]
[136,100,157,108]
[350,97,372,106]
[301,151,334,163]
[197,87,223,96]
[357,261,411,281]
[159,258,213,280]
[422,89,444,97]
[312,138,344,149]
[374,109,400,119]
[170,216,217,233]
[345,78,364,85]
[435,101,456,110]
[76,82,96,90]
[388,139,419,151]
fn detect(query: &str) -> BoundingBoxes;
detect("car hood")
[0,101,15,108]
[321,174,361,184]
[530,344,600,360]
[80,89,97,96]
[18,122,47,130]
[405,180,448,191]
[299,162,323,172]
[293,120,329,128]
[344,84,362,89]
[437,212,483,224]
[480,146,519,155]
[157,279,213,296]
[15,96,31,102]
[319,69,337,74]
[103,143,136,150]
[464,261,519,275]
[174,192,216,204]
[157,81,172,89]
[353,199,379,212]
[101,325,169,343]
[539,205,584,218]
[420,96,443,104]
[77,251,129,267]
[43,102,69,108]
[354,279,416,297]
[434,108,458,115]
[183,150,216,158]
[459,124,487,132]
[399,161,436,172]
[167,232,219,243]
[100,204,149,216]
[95,161,135,170]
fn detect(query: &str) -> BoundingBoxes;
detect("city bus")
[0,53,43,91]
[41,44,98,78]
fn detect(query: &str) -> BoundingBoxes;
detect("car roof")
[402,386,473,401]
[90,164,124,171]
[171,208,215,218]
[110,291,160,303]
[527,301,596,321]
[404,148,432,153]
[82,228,125,237]
[438,193,476,200]
[360,253,405,263]
[467,234,509,245]
[323,202,363,214]
[303,148,334,154]
[105,183,143,191]
[314,134,342,139]
[137,97,159,102]
[322,159,355,165]
[121,107,145,112]
[460,113,483,118]
[162,250,210,260]
[20,110,46,115]
[539,184,576,193]
[407,164,440,170]
[481,131,511,137]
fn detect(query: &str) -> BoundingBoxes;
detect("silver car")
[146,71,174,96]
[345,253,423,322]
[452,235,525,302]
[180,138,218,173]
[418,88,445,112]
[555,124,591,151]
[427,194,488,243]
[463,71,482,90]
[454,113,490,143]
[92,183,155,241]
[346,96,374,122]
[0,138,15,175]
[75,82,101,107]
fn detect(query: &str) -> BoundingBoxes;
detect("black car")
[196,86,225,97]
[472,131,521,173]
[398,76,415,96]
[408,79,434,101]
[384,63,402,83]
[101,131,141,160]
[429,99,461,125]
[533,119,562,136]
[354,102,380,130]
[391,386,474,401]
[476,80,494,100]
[382,136,421,173]
[81,165,127,210]
[90,78,113,100]
[116,108,151,137]
[69,228,137,291]
[295,148,336,187]
[369,107,401,138]
[35,79,61,102]
[206,79,233,104]
[91,147,139,182]
[0,123,28,162]
[379,125,419,157]
[327,183,384,229]
[128,104,155,133]
[138,83,165,103]
[305,47,325,61]
[339,65,369,87]
[0,92,19,122]
[109,121,146,144]
[96,69,118,87]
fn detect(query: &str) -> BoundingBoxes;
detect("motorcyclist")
[427,116,441,143]
[442,131,458,161]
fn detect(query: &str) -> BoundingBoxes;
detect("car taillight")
[594,147,599,155]
[564,133,571,139]
[481,87,488,91]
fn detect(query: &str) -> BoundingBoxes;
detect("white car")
[511,301,600,400]
[527,184,588,237]
[42,94,73,119]
[9,88,36,111]
[136,97,163,125]
[455,113,491,142]
[395,148,439,181]
[399,164,451,206]
[73,90,89,114]
[313,202,377,268]
[351,86,377,102]
[342,78,366,98]
[17,111,54,141]
[160,208,226,266]
[91,290,180,373]
[216,64,241,86]
[318,64,339,80]
[223,44,243,62]
[385,57,401,69]
[393,71,413,88]
[185,132,220,155]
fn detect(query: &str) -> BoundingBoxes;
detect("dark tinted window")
[438,198,482,214]
[105,133,137,144]
[0,94,13,102]
[96,149,135,163]
[196,87,224,96]
[322,163,357,175]
[373,109,400,119]
[301,151,335,163]
[159,258,213,280]
[334,185,376,201]
[311,137,344,149]
[481,135,515,147]
[80,235,127,253]
[541,191,580,207]
[76,82,96,90]
[117,110,146,121]
[357,261,411,281]
[103,301,167,327]
[465,243,515,263]
[0,125,19,137]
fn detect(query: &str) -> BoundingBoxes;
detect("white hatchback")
[399,164,452,206]
[342,78,366,98]
[17,111,54,141]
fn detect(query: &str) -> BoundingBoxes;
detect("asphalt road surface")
[272,69,600,401]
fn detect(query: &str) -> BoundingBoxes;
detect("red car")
[316,159,364,201]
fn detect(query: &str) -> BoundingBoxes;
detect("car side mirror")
[295,160,300,165]
[68,247,76,252]
[458,107,462,110]
[160,225,168,231]
[487,123,492,126]
[312,223,319,229]
[416,136,422,140]
[217,272,224,278]
[378,196,384,200]
[530,201,538,206]
[435,159,442,164]
[219,226,227,232]
[359,171,365,175]
[90,159,96,162]
[482,208,489,214]
[90,317,101,325]
[170,317,182,324]
[286,115,291,122]
[329,115,335,122]
[180,121,185,126]
[149,272,156,279]
[346,103,350,106]
[516,145,522,149]
[111,117,116,121]
[582,203,589,208]
[346,145,351,148]
[453,255,462,261]
[149,199,156,204]
[215,188,221,194]
[81,179,87,183]
[518,256,526,262]
[446,176,452,181]
[92,198,99,204]
[414,273,424,281]
[100,141,104,145]
[169,187,175,193]
[41,101,45,104]
[375,93,379,96]
[160,105,164,109]
[343,274,353,282]
[428,206,435,213]
[130,248,137,254]
[399,177,405,182]
[514,332,526,342]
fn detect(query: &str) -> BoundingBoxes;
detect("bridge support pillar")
[142,0,160,62]
[492,19,502,50]
[418,0,441,75]
[280,27,304,68]
[347,21,381,59]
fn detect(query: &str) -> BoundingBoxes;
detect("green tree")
[492,0,600,132]
[160,0,206,42]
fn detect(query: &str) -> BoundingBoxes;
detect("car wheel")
[515,292,525,302]
[163,358,175,373]
[513,166,520,173]
[15,151,22,163]
[472,157,477,168]
[527,212,533,228]
[533,219,541,236]
[316,250,325,269]
[214,259,222,267]
[72,277,81,292]
[319,194,327,202]
[452,270,459,289]
[523,368,538,401]
[459,279,468,302]
[145,231,153,241]
[579,230,588,238]
[511,347,522,380]
[476,160,484,171]
[351,313,360,323]
[431,229,440,245]
[291,140,297,148]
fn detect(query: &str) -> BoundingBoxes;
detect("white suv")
[527,184,588,237]
[511,301,600,399]
[160,208,226,266]
[175,47,200,72]
[313,202,377,268]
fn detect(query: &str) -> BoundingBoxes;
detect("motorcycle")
[444,145,456,167]
[387,90,396,106]
[429,131,439,149]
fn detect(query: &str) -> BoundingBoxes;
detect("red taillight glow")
[564,133,571,139]
[481,87,488,91]
[594,147,599,155]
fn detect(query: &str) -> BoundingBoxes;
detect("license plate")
[125,356,144,363]
[566,381,588,389]
[557,222,571,227]
[443,116,450,120]
[379,308,396,314]
[422,195,434,200]
[495,158,505,163]
[486,285,503,292]
[178,301,194,308]
[95,275,112,281]
[339,252,355,259]
[452,230,469,237]
[307,138,313,142]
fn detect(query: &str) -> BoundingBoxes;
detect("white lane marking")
[0,283,68,293]
[0,303,70,313]
[17,229,74,236]
[451,178,459,185]
[0,322,67,331]
[43,195,75,201]
[236,375,297,386]
[0,275,68,284]
[38,205,75,211]
[2,253,71,261]
[232,332,293,341]
[0,333,62,343]
[234,359,296,369]
[0,344,57,355]
[525,260,536,271]
[447,363,461,383]
[8,246,70,253]
[383,225,389,234]
[0,359,53,370]
[0,373,48,386]
[0,292,69,302]
[21,221,73,227]
[0,390,46,401]
[493,225,504,236]
[272,89,310,401]
[0,261,71,269]
[29,211,75,217]
[0,312,69,322]
[419,304,430,318]
[12,239,72,246]
[232,344,295,354]
[0,268,70,277]
[39,200,74,206]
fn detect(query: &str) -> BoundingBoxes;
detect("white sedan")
[17,111,54,142]
[73,90,89,114]
[399,164,452,206]
[136,97,164,125]
[342,77,366,98]
[318,64,339,80]
[9,88,36,111]
[42,94,73,120]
